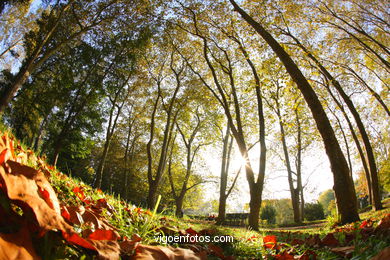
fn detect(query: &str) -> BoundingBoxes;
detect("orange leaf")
[0,224,40,260]
[0,149,9,165]
[61,206,71,222]
[263,235,277,249]
[88,229,121,241]
[62,231,96,250]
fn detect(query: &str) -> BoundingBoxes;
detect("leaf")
[296,249,317,260]
[371,247,390,260]
[61,206,71,222]
[263,235,277,249]
[88,229,121,241]
[274,251,294,260]
[0,149,9,165]
[62,231,96,251]
[185,227,199,236]
[374,214,390,233]
[120,234,142,255]
[321,233,339,247]
[0,160,72,233]
[330,246,355,258]
[305,234,321,247]
[0,223,40,260]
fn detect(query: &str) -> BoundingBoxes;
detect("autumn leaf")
[371,247,390,260]
[0,223,41,260]
[321,233,339,247]
[331,246,355,258]
[185,227,199,236]
[88,229,121,241]
[263,235,277,249]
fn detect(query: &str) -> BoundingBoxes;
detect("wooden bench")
[225,213,249,226]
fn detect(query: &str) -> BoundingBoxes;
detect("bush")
[304,202,325,221]
[260,204,276,224]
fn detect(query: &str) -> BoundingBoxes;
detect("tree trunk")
[217,195,227,225]
[295,105,305,222]
[277,107,301,223]
[175,197,184,218]
[248,183,262,229]
[229,0,359,223]
[217,124,231,224]
[286,30,382,210]
[147,181,158,209]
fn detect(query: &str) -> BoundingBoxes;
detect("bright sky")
[200,141,336,213]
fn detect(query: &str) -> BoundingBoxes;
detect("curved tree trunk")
[229,0,359,224]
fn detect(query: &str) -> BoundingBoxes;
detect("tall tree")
[229,0,360,224]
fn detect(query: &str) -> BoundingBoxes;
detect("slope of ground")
[0,131,389,259]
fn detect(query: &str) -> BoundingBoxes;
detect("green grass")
[2,126,389,259]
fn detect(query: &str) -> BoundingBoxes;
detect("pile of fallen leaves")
[0,133,207,259]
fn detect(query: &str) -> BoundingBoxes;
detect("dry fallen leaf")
[371,247,390,260]
[0,223,41,260]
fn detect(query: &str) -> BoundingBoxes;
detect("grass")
[1,127,389,259]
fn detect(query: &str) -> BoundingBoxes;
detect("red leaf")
[360,220,368,228]
[186,227,198,236]
[61,206,71,221]
[88,229,120,241]
[321,233,339,247]
[275,251,294,260]
[263,235,277,249]
[0,149,8,165]
[38,187,54,209]
[62,231,96,250]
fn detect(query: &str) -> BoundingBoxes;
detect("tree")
[0,0,151,112]
[145,45,184,209]
[318,189,336,216]
[229,0,360,224]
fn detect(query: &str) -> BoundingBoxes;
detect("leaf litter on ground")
[0,131,389,259]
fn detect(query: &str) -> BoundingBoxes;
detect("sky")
[200,141,336,213]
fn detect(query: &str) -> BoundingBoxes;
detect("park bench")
[225,213,249,226]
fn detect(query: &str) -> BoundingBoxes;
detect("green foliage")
[260,204,276,224]
[304,202,325,221]
[318,189,335,216]
[378,157,390,194]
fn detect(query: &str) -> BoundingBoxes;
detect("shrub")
[260,204,276,224]
[304,202,325,221]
